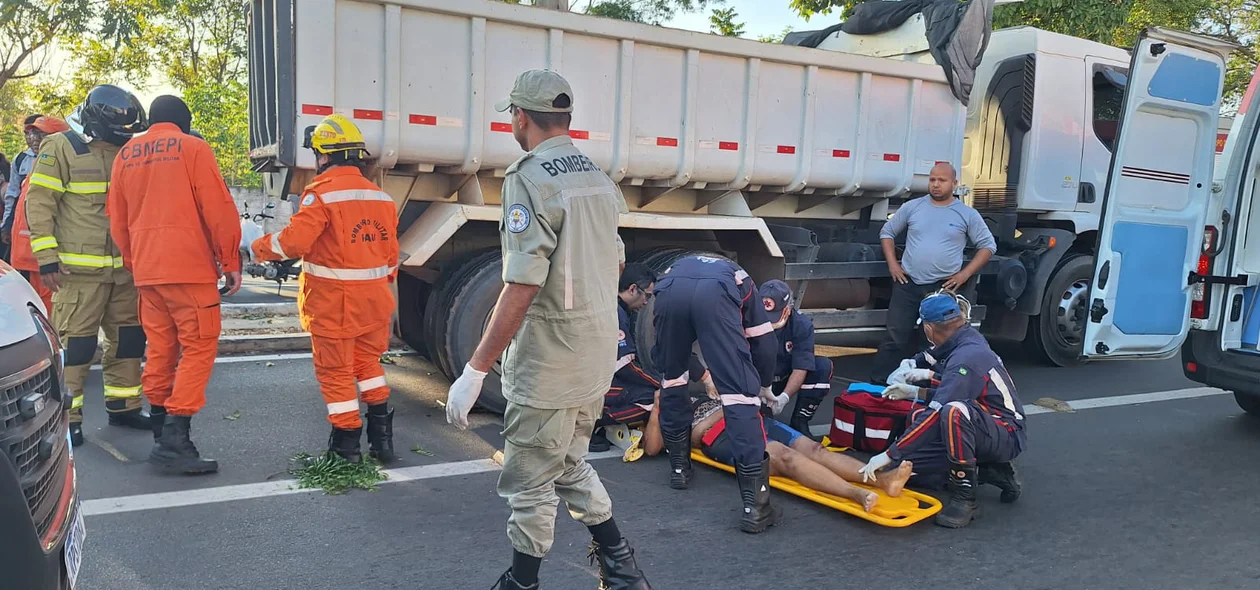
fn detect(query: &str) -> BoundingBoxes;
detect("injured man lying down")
[647,392,914,512]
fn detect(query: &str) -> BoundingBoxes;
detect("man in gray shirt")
[871,162,996,383]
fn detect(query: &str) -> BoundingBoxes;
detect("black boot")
[149,406,167,442]
[69,422,83,447]
[589,428,612,453]
[491,569,538,590]
[150,415,219,475]
[788,397,819,439]
[108,408,153,430]
[980,462,1021,504]
[328,426,363,463]
[663,432,692,490]
[365,404,396,463]
[736,453,782,534]
[935,463,980,528]
[588,538,652,590]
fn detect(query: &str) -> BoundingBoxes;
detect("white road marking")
[89,349,416,371]
[82,386,1229,518]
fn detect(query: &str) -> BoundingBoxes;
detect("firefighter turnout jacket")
[24,131,127,281]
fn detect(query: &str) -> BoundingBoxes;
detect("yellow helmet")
[302,113,370,158]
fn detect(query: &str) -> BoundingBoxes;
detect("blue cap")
[919,293,962,324]
[759,280,793,314]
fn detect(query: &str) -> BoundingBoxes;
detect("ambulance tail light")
[1191,226,1218,320]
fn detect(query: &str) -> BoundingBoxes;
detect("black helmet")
[74,84,147,146]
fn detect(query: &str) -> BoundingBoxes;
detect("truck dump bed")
[250,0,964,199]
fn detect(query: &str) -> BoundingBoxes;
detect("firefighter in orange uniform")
[108,95,242,474]
[9,116,70,315]
[251,114,399,463]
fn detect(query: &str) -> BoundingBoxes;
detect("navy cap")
[759,280,793,314]
[919,293,962,324]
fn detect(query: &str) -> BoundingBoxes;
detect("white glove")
[882,383,919,401]
[758,386,775,406]
[902,368,934,384]
[886,358,918,385]
[770,393,790,416]
[445,363,487,430]
[858,451,892,483]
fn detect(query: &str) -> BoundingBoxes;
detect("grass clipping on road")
[291,453,388,495]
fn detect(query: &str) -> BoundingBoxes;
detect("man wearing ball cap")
[757,279,834,436]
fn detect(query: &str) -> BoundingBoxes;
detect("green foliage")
[709,7,744,37]
[757,26,795,44]
[290,452,388,495]
[788,0,858,22]
[587,0,648,22]
[186,78,258,187]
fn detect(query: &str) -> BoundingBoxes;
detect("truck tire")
[441,252,511,414]
[1235,392,1260,417]
[396,272,430,358]
[633,248,725,378]
[1026,254,1094,367]
[425,250,501,380]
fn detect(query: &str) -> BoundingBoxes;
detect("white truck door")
[1083,28,1235,360]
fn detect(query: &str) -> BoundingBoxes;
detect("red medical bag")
[829,383,916,453]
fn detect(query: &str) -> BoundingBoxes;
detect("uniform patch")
[762,297,776,312]
[301,193,316,206]
[506,204,531,233]
[618,329,626,343]
[785,341,794,352]
[958,367,968,376]
[38,153,56,166]
[695,256,720,264]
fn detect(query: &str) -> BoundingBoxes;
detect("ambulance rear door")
[1083,28,1235,360]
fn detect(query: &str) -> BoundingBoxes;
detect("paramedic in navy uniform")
[758,280,834,436]
[871,162,996,384]
[859,294,1026,528]
[651,254,786,534]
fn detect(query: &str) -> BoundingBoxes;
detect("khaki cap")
[494,69,574,113]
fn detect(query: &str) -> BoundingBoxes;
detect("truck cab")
[1179,59,1260,415]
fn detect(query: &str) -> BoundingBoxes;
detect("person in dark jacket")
[758,280,834,436]
[590,263,663,454]
[859,293,1025,528]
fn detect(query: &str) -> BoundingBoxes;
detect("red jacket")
[252,166,399,338]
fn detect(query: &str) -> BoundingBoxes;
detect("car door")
[1083,27,1235,360]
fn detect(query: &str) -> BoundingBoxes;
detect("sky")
[663,1,827,40]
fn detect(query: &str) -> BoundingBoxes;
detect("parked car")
[0,261,84,589]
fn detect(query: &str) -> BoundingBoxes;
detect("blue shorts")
[702,418,804,465]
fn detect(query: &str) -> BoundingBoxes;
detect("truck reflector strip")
[302,104,333,116]
[569,130,590,140]
[719,141,739,151]
[491,122,513,133]
[411,115,437,125]
[883,153,901,162]
[833,149,851,158]
[777,145,796,155]
[657,137,678,147]
[1120,166,1191,185]
[353,109,383,120]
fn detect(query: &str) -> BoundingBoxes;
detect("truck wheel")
[633,248,726,378]
[1235,392,1260,417]
[441,252,509,414]
[396,273,430,358]
[1026,255,1094,367]
[425,250,501,380]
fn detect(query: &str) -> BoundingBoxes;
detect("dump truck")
[247,0,1231,412]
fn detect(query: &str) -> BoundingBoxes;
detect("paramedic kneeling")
[759,280,833,435]
[859,294,1025,528]
[591,263,663,454]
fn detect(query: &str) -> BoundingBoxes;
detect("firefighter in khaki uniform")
[251,113,399,464]
[444,70,650,590]
[24,85,151,446]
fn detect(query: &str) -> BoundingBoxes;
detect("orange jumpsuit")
[251,166,398,429]
[107,122,242,416]
[9,176,54,315]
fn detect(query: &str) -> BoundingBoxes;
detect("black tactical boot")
[588,428,612,453]
[149,406,167,442]
[491,569,538,590]
[788,397,819,439]
[328,426,363,463]
[108,408,153,430]
[150,415,219,475]
[588,538,652,590]
[736,453,782,534]
[69,422,84,447]
[935,463,979,528]
[365,404,396,463]
[663,433,693,490]
[980,461,1022,504]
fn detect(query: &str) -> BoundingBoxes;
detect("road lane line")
[81,387,1229,517]
[82,450,624,517]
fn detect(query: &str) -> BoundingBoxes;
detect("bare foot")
[882,460,914,497]
[859,489,878,512]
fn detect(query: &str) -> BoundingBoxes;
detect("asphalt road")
[70,347,1260,590]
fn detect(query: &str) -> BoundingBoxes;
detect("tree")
[788,0,857,22]
[758,26,794,44]
[578,0,723,24]
[0,0,94,92]
[709,7,744,36]
[587,0,648,22]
